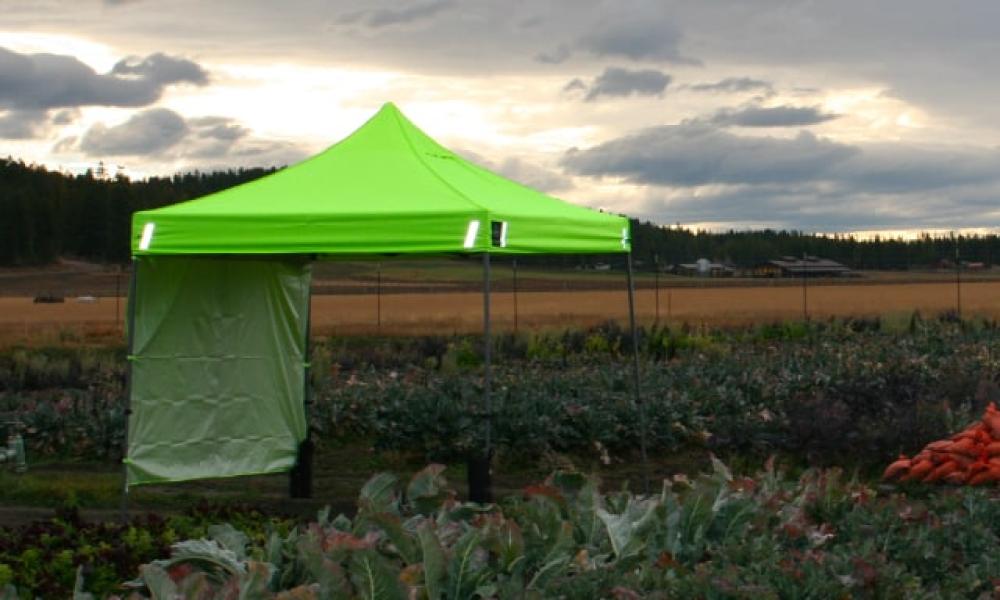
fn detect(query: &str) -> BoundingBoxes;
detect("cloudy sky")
[2,0,999,236]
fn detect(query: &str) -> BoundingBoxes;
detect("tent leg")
[291,268,314,499]
[626,253,650,494]
[468,253,494,503]
[121,260,138,524]
[512,259,518,334]
[290,438,314,498]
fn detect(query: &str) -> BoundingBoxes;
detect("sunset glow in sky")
[2,0,999,235]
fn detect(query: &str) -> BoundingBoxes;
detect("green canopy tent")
[124,103,645,502]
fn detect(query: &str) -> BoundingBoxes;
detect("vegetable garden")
[1,313,999,597]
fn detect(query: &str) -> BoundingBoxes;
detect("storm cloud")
[577,11,697,64]
[634,178,1000,233]
[342,0,453,28]
[0,109,49,139]
[79,108,189,156]
[710,105,839,128]
[494,156,572,193]
[109,52,208,87]
[566,67,671,101]
[456,149,572,193]
[562,122,1000,192]
[535,5,699,66]
[562,124,858,187]
[688,77,774,94]
[632,185,944,232]
[0,47,207,111]
[73,107,306,168]
[830,145,1000,194]
[563,120,1000,231]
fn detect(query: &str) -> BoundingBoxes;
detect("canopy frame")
[123,103,644,507]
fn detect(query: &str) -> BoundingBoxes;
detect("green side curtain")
[125,256,310,487]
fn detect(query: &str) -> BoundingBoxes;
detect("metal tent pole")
[512,259,519,334]
[120,260,138,524]
[484,253,492,458]
[468,252,494,503]
[626,252,650,494]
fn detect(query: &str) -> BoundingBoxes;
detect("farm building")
[749,263,783,278]
[768,256,851,277]
[677,258,734,277]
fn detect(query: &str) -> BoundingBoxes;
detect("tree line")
[628,220,1000,271]
[1,157,997,270]
[0,158,277,264]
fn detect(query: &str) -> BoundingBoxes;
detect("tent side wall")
[125,256,311,486]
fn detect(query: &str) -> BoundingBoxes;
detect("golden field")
[1,279,997,345]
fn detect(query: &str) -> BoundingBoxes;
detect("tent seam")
[391,108,492,233]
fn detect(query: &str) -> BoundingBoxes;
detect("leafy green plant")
[117,460,1000,598]
[0,503,296,598]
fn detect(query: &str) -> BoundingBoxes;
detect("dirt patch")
[0,443,711,527]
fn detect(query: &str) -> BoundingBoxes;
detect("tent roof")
[131,103,629,256]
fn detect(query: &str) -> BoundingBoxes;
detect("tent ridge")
[389,106,492,219]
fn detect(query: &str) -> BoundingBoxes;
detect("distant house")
[677,258,734,277]
[768,256,851,277]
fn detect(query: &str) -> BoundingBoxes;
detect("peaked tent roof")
[131,103,629,256]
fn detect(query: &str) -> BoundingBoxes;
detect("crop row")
[0,313,964,391]
[312,325,998,467]
[1,317,998,467]
[8,460,999,597]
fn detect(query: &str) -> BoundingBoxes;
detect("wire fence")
[2,256,998,344]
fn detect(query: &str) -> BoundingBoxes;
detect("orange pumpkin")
[986,441,1000,457]
[882,455,911,480]
[926,440,952,453]
[943,471,968,485]
[948,438,979,457]
[900,459,934,482]
[922,460,959,483]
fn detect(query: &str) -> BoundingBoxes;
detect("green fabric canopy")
[131,103,629,256]
[125,103,630,488]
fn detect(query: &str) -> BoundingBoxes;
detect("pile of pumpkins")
[883,402,1000,485]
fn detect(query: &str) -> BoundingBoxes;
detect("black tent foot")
[289,437,314,499]
[466,453,493,504]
